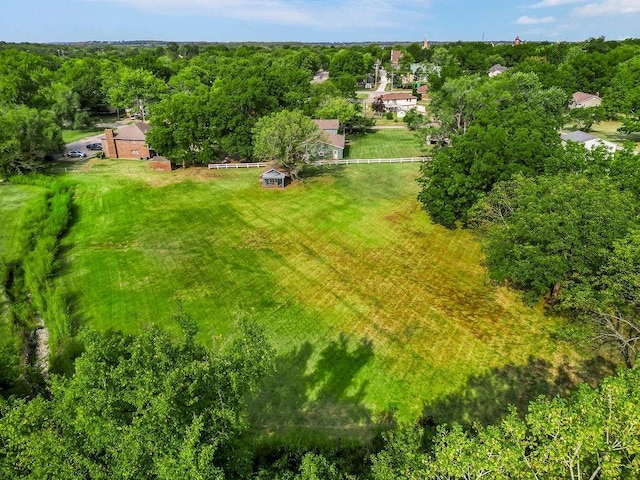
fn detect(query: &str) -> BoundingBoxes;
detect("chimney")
[104,128,118,158]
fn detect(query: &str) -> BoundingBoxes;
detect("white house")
[560,130,619,153]
[376,92,418,113]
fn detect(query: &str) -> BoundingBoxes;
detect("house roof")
[321,132,346,149]
[561,131,597,143]
[378,92,417,101]
[489,64,508,73]
[572,92,601,104]
[313,119,340,131]
[416,85,428,94]
[113,122,150,141]
[261,168,288,179]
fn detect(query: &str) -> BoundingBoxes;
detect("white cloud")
[516,15,556,24]
[90,0,432,30]
[529,0,585,8]
[572,0,640,16]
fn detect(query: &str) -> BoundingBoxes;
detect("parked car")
[66,150,87,158]
[86,143,102,150]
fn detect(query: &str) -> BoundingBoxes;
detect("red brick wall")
[114,140,150,159]
[151,160,172,171]
[103,129,117,158]
[102,129,150,159]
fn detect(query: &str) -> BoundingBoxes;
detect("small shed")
[151,156,172,172]
[261,168,289,188]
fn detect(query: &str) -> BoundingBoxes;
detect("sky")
[1,0,639,44]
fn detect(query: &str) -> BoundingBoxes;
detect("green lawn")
[53,159,608,440]
[346,128,427,158]
[62,128,102,143]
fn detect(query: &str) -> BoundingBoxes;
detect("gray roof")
[322,132,346,149]
[489,64,508,73]
[114,122,150,141]
[561,131,597,143]
[262,168,287,179]
[313,119,340,131]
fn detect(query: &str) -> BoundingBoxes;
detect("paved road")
[62,119,130,160]
[375,69,388,93]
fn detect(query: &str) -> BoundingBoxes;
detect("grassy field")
[48,159,611,441]
[346,128,427,158]
[62,128,102,143]
[0,184,46,327]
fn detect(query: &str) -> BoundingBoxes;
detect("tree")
[208,74,278,159]
[315,97,358,127]
[0,106,64,177]
[472,174,639,303]
[567,105,605,132]
[372,367,640,479]
[371,97,386,115]
[0,316,275,479]
[147,90,218,168]
[417,72,566,226]
[105,66,167,121]
[570,230,640,368]
[253,110,323,179]
[402,108,425,131]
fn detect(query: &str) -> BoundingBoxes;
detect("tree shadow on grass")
[421,355,617,429]
[248,333,375,439]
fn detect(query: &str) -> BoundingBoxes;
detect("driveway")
[62,119,131,160]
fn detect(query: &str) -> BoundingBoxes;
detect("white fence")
[207,157,430,169]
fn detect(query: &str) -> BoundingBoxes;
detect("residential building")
[102,122,152,159]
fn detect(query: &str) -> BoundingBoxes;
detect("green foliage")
[6,177,75,363]
[402,109,424,131]
[315,97,358,127]
[372,367,640,479]
[105,65,168,119]
[252,110,323,179]
[473,174,639,305]
[418,72,566,226]
[568,105,605,132]
[329,50,373,79]
[0,318,274,479]
[147,90,218,168]
[0,106,64,177]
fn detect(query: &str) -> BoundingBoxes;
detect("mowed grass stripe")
[345,129,428,159]
[58,160,597,438]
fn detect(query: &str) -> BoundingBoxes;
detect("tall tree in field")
[253,110,323,179]
[0,316,274,479]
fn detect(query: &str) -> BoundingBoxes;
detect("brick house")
[102,122,152,159]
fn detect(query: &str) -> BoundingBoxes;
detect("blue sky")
[2,0,639,43]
